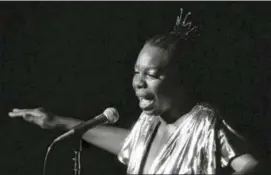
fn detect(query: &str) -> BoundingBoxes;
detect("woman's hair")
[144,8,203,99]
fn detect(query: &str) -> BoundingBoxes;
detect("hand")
[9,107,59,129]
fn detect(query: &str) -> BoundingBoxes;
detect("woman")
[9,8,258,174]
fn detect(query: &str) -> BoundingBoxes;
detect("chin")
[142,108,161,116]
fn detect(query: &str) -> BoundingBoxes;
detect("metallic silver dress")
[118,103,247,174]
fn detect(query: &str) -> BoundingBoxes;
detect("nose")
[133,73,147,89]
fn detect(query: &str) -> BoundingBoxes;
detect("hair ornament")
[171,8,199,39]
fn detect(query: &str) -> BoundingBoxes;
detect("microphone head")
[103,107,119,123]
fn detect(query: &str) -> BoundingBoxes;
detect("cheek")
[150,79,172,98]
[155,82,179,107]
[158,78,172,91]
[147,79,161,93]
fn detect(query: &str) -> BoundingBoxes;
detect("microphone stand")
[72,138,83,175]
[43,136,84,175]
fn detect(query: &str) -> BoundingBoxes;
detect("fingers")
[8,108,36,118]
[8,107,49,128]
[9,111,25,118]
[9,108,42,125]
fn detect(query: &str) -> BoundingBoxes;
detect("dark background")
[0,2,271,175]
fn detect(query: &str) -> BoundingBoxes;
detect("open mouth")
[138,96,155,110]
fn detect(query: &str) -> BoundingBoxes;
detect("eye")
[147,69,160,79]
[133,70,139,75]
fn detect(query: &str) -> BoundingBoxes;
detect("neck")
[160,89,197,125]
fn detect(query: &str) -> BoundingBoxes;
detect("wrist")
[56,116,82,131]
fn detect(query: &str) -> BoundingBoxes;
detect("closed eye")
[147,73,159,79]
[133,70,140,75]
[146,70,161,79]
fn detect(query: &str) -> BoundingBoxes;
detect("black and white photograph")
[1,2,271,175]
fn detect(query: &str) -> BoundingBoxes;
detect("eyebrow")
[134,65,167,75]
[134,65,160,70]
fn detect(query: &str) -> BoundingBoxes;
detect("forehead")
[135,44,170,70]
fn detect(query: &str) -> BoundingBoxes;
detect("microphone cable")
[42,141,57,175]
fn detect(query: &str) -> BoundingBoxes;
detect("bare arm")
[231,154,259,174]
[57,116,129,155]
[9,108,129,155]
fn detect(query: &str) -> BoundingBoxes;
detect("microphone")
[53,107,119,143]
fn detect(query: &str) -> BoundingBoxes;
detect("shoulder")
[189,102,219,122]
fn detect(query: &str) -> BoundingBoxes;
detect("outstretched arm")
[9,108,129,155]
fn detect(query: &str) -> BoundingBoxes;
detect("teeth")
[140,98,153,108]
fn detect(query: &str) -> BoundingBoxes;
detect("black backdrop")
[0,2,271,175]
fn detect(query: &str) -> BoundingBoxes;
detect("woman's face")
[132,44,179,116]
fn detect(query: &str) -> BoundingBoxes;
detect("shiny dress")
[118,103,247,174]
